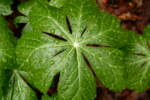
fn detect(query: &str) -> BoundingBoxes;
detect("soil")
[97,0,150,34]
[5,0,150,100]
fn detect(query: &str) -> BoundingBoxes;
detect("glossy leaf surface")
[124,26,150,92]
[17,0,131,99]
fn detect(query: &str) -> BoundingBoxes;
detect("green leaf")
[143,25,150,39]
[14,0,36,34]
[0,69,12,99]
[0,0,13,16]
[13,16,33,35]
[2,71,37,100]
[0,16,16,69]
[49,0,67,8]
[34,0,66,8]
[18,0,37,16]
[0,69,12,87]
[0,15,16,99]
[42,94,52,100]
[0,69,6,87]
[41,94,58,100]
[17,0,131,99]
[13,16,29,28]
[16,0,67,34]
[0,0,13,5]
[13,16,33,34]
[22,23,34,34]
[29,1,129,48]
[0,88,2,94]
[124,26,150,92]
[0,88,2,100]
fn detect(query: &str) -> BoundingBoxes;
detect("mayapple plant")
[0,0,150,100]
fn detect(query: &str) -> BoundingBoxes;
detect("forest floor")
[6,0,150,100]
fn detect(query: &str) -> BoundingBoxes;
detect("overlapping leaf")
[0,0,13,16]
[0,69,11,98]
[0,13,15,98]
[41,94,57,100]
[14,0,66,34]
[124,25,150,92]
[0,14,37,100]
[2,71,37,100]
[16,0,131,99]
[0,16,16,69]
[14,0,36,34]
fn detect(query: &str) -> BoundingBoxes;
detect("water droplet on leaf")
[50,60,55,65]
[87,31,90,34]
[65,51,69,54]
[50,28,55,33]
[54,39,59,44]
[72,24,76,28]
[54,50,57,53]
[81,66,84,68]
[99,39,102,43]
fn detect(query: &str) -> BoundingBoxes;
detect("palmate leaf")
[124,26,150,92]
[17,0,131,99]
[0,0,13,16]
[2,71,37,100]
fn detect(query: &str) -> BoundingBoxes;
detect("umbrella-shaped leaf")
[17,0,131,99]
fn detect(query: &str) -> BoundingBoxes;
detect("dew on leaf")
[86,74,90,78]
[99,39,102,43]
[26,59,29,62]
[65,51,69,54]
[72,24,76,28]
[87,31,90,34]
[54,39,59,44]
[50,60,55,65]
[50,28,55,33]
[54,50,57,53]
[81,66,84,68]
